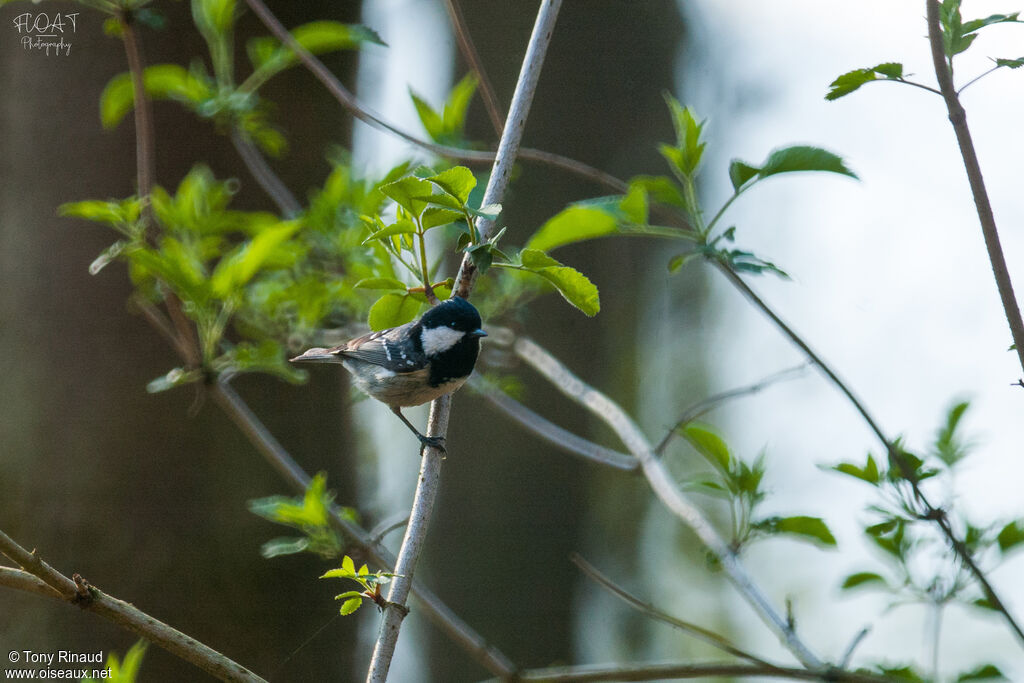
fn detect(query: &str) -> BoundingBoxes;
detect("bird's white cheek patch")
[420,326,465,355]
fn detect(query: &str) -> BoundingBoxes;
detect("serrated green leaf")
[826,65,897,101]
[534,266,600,316]
[841,571,888,590]
[520,249,561,269]
[368,292,421,330]
[421,207,463,230]
[728,160,760,191]
[758,516,837,547]
[427,166,476,204]
[342,555,356,574]
[354,277,407,290]
[526,206,618,252]
[340,597,363,615]
[380,176,433,218]
[682,423,732,473]
[260,537,309,558]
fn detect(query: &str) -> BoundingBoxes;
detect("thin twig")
[480,661,903,683]
[442,0,505,135]
[713,257,1024,647]
[0,531,266,682]
[513,337,824,670]
[367,6,563,680]
[839,626,870,669]
[925,0,1024,375]
[469,375,638,471]
[242,0,619,194]
[571,553,777,667]
[230,130,302,216]
[211,380,517,678]
[119,12,155,204]
[654,363,811,455]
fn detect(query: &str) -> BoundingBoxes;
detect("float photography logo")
[12,11,77,56]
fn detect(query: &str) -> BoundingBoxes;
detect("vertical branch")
[442,0,505,135]
[119,13,155,203]
[924,0,1024,374]
[452,0,560,299]
[366,3,563,681]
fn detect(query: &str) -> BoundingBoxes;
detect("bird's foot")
[417,434,447,454]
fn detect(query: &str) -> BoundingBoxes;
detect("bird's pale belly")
[343,361,470,407]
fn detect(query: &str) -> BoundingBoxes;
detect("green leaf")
[221,340,305,383]
[997,520,1024,554]
[957,664,1007,681]
[368,292,421,330]
[533,266,600,316]
[758,146,857,180]
[520,248,561,270]
[247,22,383,81]
[668,251,701,273]
[210,220,300,297]
[99,65,212,129]
[59,199,141,227]
[934,400,971,466]
[340,597,363,615]
[427,166,476,204]
[757,516,837,547]
[662,93,706,176]
[995,57,1024,69]
[354,277,407,291]
[421,207,463,230]
[841,572,888,590]
[829,455,881,485]
[342,555,356,575]
[728,160,760,191]
[411,90,444,141]
[630,175,686,210]
[682,423,732,473]
[380,176,433,218]
[526,206,619,252]
[260,537,309,558]
[442,73,478,136]
[619,183,649,224]
[826,63,904,101]
[518,250,600,316]
[362,218,417,245]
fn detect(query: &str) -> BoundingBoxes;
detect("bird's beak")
[290,348,341,363]
[469,329,487,338]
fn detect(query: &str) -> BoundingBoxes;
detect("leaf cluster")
[248,473,353,560]
[681,423,835,552]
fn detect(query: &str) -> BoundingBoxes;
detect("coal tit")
[291,296,486,451]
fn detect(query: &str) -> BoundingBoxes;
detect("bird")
[291,296,486,452]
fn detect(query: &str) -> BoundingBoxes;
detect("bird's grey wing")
[335,327,425,373]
